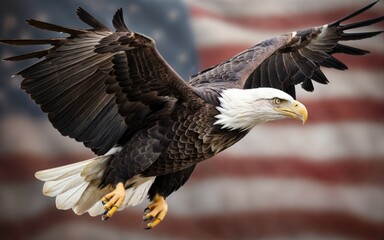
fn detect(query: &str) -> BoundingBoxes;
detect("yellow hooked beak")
[274,100,308,124]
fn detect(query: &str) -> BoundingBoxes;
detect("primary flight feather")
[1,1,382,229]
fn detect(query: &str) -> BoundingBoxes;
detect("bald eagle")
[1,2,383,229]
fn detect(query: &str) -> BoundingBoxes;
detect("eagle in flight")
[1,1,383,229]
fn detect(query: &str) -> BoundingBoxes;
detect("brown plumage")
[1,2,382,229]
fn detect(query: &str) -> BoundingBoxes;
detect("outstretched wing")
[1,8,195,155]
[191,1,383,100]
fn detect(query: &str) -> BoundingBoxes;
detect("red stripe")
[0,154,92,181]
[193,155,384,185]
[159,211,384,240]
[301,99,384,124]
[267,99,384,125]
[1,208,383,240]
[191,6,384,31]
[2,155,384,186]
[198,46,384,70]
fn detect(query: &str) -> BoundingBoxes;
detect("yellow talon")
[101,182,126,221]
[143,194,168,229]
[146,217,163,229]
[104,205,119,218]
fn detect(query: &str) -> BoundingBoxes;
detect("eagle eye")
[273,98,282,105]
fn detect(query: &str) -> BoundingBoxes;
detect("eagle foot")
[143,194,168,229]
[101,182,126,221]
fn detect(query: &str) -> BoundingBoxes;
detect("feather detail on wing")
[191,1,383,100]
[1,7,197,155]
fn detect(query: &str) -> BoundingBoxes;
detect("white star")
[128,3,140,14]
[168,8,180,21]
[152,29,164,41]
[3,14,17,31]
[177,52,188,64]
[34,12,49,22]
[18,30,33,39]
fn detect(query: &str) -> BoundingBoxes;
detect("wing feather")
[26,19,86,35]
[190,1,383,99]
[331,43,370,55]
[76,7,109,30]
[260,61,269,87]
[274,53,288,84]
[267,54,281,89]
[112,8,130,32]
[1,7,196,154]
[4,49,50,61]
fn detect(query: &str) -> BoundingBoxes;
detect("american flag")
[1,0,383,239]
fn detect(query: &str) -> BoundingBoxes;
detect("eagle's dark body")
[1,1,382,228]
[102,93,247,198]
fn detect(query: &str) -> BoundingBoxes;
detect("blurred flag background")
[0,0,383,239]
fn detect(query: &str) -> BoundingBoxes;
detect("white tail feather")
[73,182,108,215]
[121,176,155,209]
[35,159,93,181]
[35,148,156,217]
[80,175,156,216]
[88,201,105,217]
[56,182,89,210]
[35,156,109,213]
[42,174,83,197]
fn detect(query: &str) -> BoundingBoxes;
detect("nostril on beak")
[293,100,301,109]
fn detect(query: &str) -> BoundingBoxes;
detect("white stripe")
[258,235,360,240]
[192,16,276,47]
[0,182,51,221]
[1,110,383,157]
[0,114,91,155]
[297,70,384,100]
[31,221,176,240]
[4,177,383,223]
[168,177,384,221]
[225,123,384,161]
[191,17,384,54]
[31,221,360,240]
[187,0,381,17]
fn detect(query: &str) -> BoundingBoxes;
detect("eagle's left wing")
[190,1,383,100]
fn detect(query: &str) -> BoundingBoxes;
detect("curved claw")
[143,207,153,221]
[101,182,126,221]
[143,194,168,229]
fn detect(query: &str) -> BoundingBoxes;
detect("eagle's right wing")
[1,8,196,155]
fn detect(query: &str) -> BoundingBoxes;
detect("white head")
[214,88,308,131]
